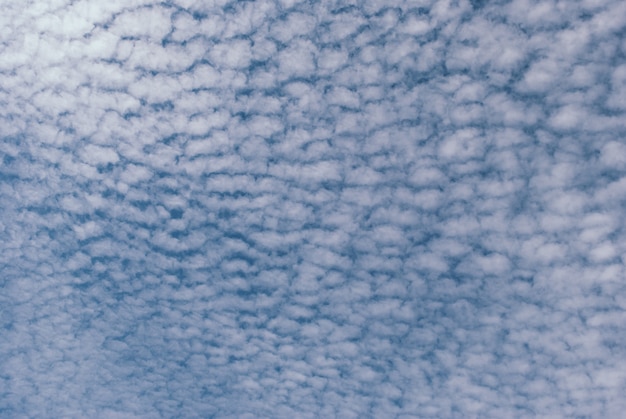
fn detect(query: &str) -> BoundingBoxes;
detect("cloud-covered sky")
[1,0,626,417]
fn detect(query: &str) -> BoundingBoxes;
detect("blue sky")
[1,0,626,417]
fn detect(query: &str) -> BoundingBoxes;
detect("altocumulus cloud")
[1,0,626,417]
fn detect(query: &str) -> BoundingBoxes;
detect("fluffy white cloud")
[1,0,626,417]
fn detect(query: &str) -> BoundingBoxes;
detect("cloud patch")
[1,0,626,417]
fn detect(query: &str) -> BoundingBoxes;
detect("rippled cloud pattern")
[2,0,626,417]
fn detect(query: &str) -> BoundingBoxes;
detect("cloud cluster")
[1,0,626,417]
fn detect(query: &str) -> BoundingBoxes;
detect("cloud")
[1,0,626,417]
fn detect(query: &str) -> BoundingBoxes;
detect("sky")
[1,0,626,417]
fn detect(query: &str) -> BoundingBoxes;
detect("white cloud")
[208,39,253,69]
[277,39,316,79]
[1,0,626,417]
[110,6,171,40]
[601,140,626,167]
[80,144,120,166]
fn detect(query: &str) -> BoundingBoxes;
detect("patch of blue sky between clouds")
[1,0,626,417]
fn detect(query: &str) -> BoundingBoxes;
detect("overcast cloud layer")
[1,0,626,417]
